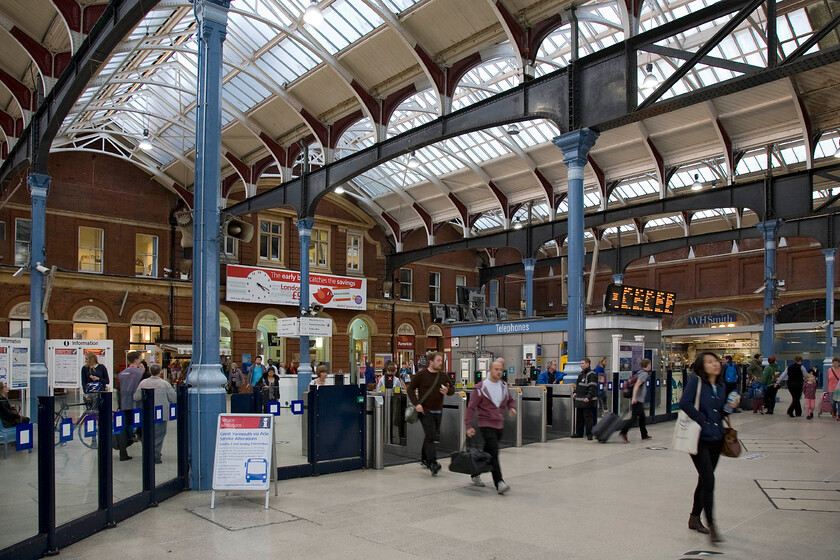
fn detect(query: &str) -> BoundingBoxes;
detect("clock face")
[245,270,273,302]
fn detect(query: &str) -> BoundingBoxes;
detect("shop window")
[346,232,362,272]
[309,228,329,268]
[259,220,283,263]
[489,279,499,308]
[400,268,413,301]
[130,325,161,351]
[9,320,29,338]
[135,234,158,277]
[15,218,31,266]
[78,226,104,273]
[429,271,440,303]
[73,323,107,340]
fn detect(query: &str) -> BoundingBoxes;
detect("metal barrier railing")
[520,386,548,443]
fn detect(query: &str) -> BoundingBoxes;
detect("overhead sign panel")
[226,265,365,310]
[604,284,675,316]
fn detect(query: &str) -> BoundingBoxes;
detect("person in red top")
[465,360,517,494]
[827,357,840,420]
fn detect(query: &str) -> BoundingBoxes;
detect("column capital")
[823,248,837,260]
[552,128,600,168]
[523,258,537,272]
[194,0,231,25]
[27,173,51,197]
[755,219,783,238]
[296,217,314,238]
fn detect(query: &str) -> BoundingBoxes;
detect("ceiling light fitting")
[139,129,152,151]
[334,186,345,194]
[507,123,520,135]
[407,151,421,169]
[513,221,523,230]
[303,1,324,26]
[691,174,703,191]
[642,63,658,89]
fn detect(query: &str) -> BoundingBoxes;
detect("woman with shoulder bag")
[679,351,738,543]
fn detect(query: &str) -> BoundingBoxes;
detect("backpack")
[621,373,638,398]
[725,364,738,383]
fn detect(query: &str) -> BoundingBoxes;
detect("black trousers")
[620,402,648,437]
[419,411,442,465]
[575,405,594,437]
[690,439,723,525]
[480,426,504,486]
[787,382,803,417]
[764,385,778,413]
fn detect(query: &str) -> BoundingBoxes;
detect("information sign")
[212,414,275,508]
[47,339,114,390]
[605,283,676,315]
[0,338,30,389]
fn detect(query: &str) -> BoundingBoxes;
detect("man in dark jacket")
[407,352,454,476]
[572,358,598,440]
[116,351,144,461]
[465,361,517,493]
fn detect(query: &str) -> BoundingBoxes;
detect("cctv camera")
[12,267,26,278]
[35,262,50,275]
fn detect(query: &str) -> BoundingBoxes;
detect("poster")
[212,414,274,491]
[226,264,366,310]
[618,342,644,385]
[47,339,114,390]
[374,353,393,372]
[0,338,29,389]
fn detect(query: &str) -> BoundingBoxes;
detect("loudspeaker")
[222,216,254,242]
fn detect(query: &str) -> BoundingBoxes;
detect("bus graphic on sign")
[245,458,268,483]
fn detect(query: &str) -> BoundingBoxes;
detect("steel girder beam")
[385,165,825,278]
[0,0,159,185]
[478,212,840,286]
[226,0,840,221]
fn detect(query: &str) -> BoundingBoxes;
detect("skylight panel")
[382,0,422,13]
[815,134,840,159]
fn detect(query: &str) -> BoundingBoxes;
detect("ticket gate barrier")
[406,392,467,457]
[547,384,574,438]
[519,386,548,443]
[365,394,384,470]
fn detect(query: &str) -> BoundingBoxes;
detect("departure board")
[604,283,676,315]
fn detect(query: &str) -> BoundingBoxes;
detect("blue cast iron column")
[296,218,314,398]
[27,173,50,420]
[553,129,599,382]
[755,219,783,366]
[823,248,836,390]
[523,258,536,317]
[187,0,230,491]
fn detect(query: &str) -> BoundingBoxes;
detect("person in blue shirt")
[364,361,376,390]
[536,360,558,385]
[250,356,265,386]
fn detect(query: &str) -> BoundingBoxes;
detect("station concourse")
[0,1,839,559]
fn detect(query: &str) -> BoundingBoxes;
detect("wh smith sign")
[687,313,736,326]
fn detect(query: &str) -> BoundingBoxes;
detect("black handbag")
[448,439,493,476]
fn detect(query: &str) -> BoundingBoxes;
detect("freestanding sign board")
[211,413,275,509]
[47,339,114,390]
[0,338,30,390]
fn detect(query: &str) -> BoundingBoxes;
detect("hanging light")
[691,173,703,191]
[407,151,421,169]
[642,63,658,89]
[506,123,520,135]
[334,185,345,194]
[513,220,523,230]
[139,129,152,151]
[303,1,324,26]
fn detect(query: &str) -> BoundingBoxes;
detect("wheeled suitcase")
[818,392,832,416]
[592,410,623,443]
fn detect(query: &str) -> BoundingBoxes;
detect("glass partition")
[112,392,142,502]
[0,391,38,550]
[154,401,179,484]
[276,389,308,470]
[54,391,100,526]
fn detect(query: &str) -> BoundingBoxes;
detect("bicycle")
[54,392,102,449]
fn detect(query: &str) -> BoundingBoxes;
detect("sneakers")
[496,481,510,494]
[430,462,441,476]
[471,475,485,487]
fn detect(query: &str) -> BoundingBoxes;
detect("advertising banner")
[226,264,366,310]
[0,338,29,390]
[47,339,114,390]
[212,414,274,492]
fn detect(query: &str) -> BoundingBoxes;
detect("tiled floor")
[32,394,840,559]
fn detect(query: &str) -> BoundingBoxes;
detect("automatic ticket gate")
[406,392,467,456]
[519,386,548,443]
[547,384,574,438]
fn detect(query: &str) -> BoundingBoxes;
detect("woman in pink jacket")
[465,361,517,494]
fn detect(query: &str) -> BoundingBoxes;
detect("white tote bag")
[672,377,702,455]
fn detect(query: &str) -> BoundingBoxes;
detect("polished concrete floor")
[41,394,840,559]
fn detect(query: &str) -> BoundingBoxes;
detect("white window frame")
[346,231,362,273]
[400,268,413,301]
[14,218,31,266]
[259,220,284,263]
[455,274,466,287]
[135,233,159,277]
[222,235,239,260]
[309,227,329,269]
[429,271,441,303]
[78,226,104,273]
